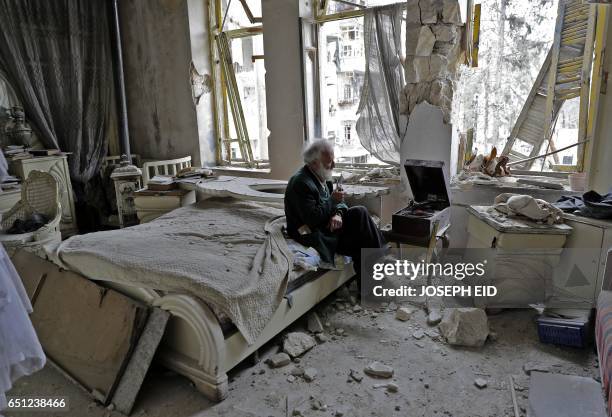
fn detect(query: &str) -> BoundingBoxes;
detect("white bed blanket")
[52,198,293,345]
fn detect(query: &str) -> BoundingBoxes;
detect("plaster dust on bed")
[7,285,598,417]
[49,198,294,345]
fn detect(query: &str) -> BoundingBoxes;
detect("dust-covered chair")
[0,170,62,257]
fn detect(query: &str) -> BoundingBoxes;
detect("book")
[29,149,61,156]
[147,175,177,191]
[6,152,33,160]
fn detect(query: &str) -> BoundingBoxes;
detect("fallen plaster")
[401,0,465,124]
[9,287,601,417]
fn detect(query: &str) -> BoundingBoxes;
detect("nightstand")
[133,188,196,223]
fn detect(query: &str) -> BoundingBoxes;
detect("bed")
[36,197,355,401]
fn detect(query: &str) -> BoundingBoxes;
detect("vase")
[5,106,33,148]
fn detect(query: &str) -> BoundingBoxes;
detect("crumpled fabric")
[554,190,612,220]
[493,193,564,225]
[6,213,50,234]
[0,246,46,410]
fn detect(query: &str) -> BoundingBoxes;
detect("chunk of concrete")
[439,308,489,347]
[429,53,449,79]
[429,79,453,123]
[290,366,304,376]
[442,0,462,24]
[303,367,318,382]
[406,26,436,56]
[387,382,399,393]
[406,0,421,23]
[427,308,443,325]
[267,352,291,368]
[395,307,413,321]
[432,24,457,42]
[419,0,441,24]
[349,369,364,382]
[474,378,488,389]
[315,333,328,344]
[307,312,324,333]
[283,332,317,358]
[405,57,431,83]
[402,82,431,115]
[364,361,394,378]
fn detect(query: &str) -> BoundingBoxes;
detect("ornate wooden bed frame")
[12,247,354,402]
[103,265,354,401]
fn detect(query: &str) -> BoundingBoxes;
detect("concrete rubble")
[303,367,318,382]
[412,330,425,340]
[401,0,465,123]
[427,308,443,325]
[474,378,488,389]
[395,307,413,321]
[283,332,317,358]
[364,362,394,379]
[439,308,489,347]
[266,352,291,368]
[349,369,364,383]
[307,312,324,333]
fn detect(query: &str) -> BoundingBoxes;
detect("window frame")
[208,0,268,169]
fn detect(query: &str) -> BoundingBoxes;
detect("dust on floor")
[6,291,598,417]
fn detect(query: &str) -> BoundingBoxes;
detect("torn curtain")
[0,0,113,192]
[356,3,405,165]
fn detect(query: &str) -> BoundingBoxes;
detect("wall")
[261,0,307,179]
[589,15,612,194]
[187,0,216,166]
[119,0,216,166]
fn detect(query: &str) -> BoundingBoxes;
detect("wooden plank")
[581,4,608,173]
[112,308,170,415]
[502,49,552,157]
[577,4,598,171]
[29,266,149,405]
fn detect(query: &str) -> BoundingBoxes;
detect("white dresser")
[9,155,78,236]
[558,214,612,304]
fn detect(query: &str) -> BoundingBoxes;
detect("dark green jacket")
[284,166,348,264]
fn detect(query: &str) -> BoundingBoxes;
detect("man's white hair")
[303,139,334,164]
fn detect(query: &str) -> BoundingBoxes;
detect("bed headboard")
[141,156,192,185]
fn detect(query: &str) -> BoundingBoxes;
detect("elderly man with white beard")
[284,139,386,281]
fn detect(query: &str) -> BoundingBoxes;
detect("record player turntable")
[391,159,451,244]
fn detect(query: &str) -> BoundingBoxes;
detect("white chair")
[0,171,62,257]
[141,156,192,185]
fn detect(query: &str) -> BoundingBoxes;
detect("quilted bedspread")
[51,198,293,345]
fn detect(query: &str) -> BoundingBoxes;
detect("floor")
[7,291,599,417]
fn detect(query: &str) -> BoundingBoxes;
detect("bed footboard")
[152,294,229,401]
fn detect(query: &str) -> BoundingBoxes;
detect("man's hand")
[332,189,345,203]
[329,214,343,232]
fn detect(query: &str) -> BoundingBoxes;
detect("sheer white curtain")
[0,151,46,410]
[356,3,406,165]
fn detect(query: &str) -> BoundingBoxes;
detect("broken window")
[454,0,606,174]
[314,0,400,167]
[209,0,268,168]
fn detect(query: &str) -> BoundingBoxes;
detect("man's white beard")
[316,165,333,181]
